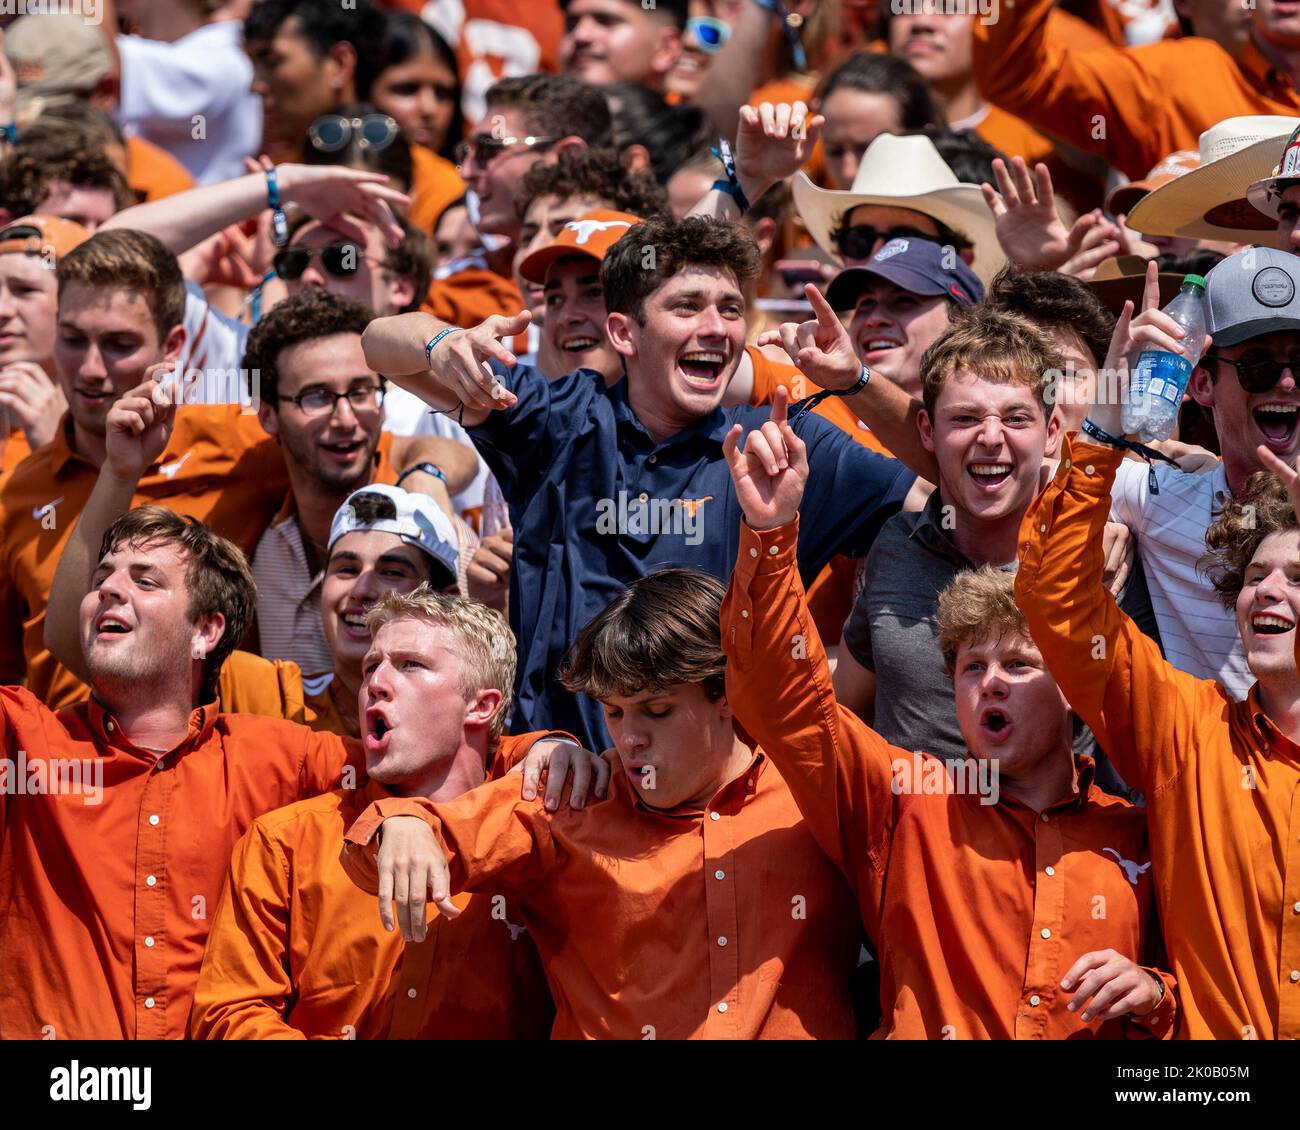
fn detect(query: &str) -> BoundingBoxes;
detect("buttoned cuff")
[729,517,799,656]
[1057,431,1126,492]
[1129,967,1177,1040]
[343,795,438,848]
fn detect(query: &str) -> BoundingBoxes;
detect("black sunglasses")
[834,224,938,262]
[1207,348,1300,394]
[273,242,379,281]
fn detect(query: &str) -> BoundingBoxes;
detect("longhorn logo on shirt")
[678,495,713,519]
[565,219,631,245]
[1103,847,1152,885]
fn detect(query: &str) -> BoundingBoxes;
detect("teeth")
[681,351,724,364]
[863,339,898,351]
[341,613,367,628]
[970,464,1012,477]
[1257,403,1299,413]
[563,338,599,351]
[1253,614,1294,630]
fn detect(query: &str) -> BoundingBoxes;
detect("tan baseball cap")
[0,214,92,264]
[518,210,641,285]
[5,14,113,111]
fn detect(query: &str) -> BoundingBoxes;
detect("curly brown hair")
[600,216,761,325]
[517,147,668,221]
[0,129,131,218]
[241,289,374,404]
[936,566,1027,676]
[1201,472,1298,609]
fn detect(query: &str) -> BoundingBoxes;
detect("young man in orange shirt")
[341,567,864,1039]
[1017,275,1300,1039]
[717,389,1176,1039]
[191,588,554,1039]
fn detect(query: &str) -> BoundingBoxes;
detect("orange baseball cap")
[518,209,641,286]
[1106,151,1200,216]
[0,214,91,265]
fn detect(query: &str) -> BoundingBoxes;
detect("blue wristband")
[265,167,289,247]
[425,326,462,368]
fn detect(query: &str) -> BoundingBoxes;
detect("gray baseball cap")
[1205,247,1300,347]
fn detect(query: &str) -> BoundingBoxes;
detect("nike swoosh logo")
[157,451,192,479]
[32,497,63,519]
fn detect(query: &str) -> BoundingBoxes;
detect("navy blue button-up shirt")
[468,364,915,749]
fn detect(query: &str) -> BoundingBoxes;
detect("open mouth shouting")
[1250,611,1295,636]
[1253,401,1300,453]
[364,705,395,753]
[967,460,1014,492]
[678,349,728,390]
[93,609,133,641]
[978,705,1014,744]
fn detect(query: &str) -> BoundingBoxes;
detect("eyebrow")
[667,288,743,305]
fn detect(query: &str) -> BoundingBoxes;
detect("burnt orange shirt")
[974,0,1300,179]
[0,408,288,709]
[409,145,465,236]
[1018,435,1300,1039]
[0,689,363,1039]
[723,516,1177,1039]
[125,136,196,203]
[0,427,31,478]
[343,751,863,1039]
[192,774,553,1039]
[423,265,524,329]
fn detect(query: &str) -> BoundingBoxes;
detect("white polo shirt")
[1109,455,1253,700]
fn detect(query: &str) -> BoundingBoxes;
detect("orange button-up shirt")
[0,687,362,1040]
[974,0,1300,179]
[723,516,1176,1039]
[343,750,863,1039]
[1019,435,1300,1039]
[192,775,553,1039]
[0,408,288,708]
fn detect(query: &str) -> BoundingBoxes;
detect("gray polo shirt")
[842,490,1159,794]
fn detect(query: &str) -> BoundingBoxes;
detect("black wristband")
[396,461,447,489]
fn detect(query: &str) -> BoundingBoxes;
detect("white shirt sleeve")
[117,30,251,125]
[1108,456,1150,533]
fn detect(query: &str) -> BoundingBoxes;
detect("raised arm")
[44,373,176,682]
[720,391,903,919]
[102,164,409,255]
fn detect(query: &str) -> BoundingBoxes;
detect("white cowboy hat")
[792,132,1004,283]
[1247,125,1300,219]
[1126,116,1300,242]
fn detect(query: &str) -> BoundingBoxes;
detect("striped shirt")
[1108,456,1251,699]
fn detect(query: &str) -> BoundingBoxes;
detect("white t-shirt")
[173,284,253,407]
[381,384,492,521]
[1109,456,1253,700]
[116,21,261,184]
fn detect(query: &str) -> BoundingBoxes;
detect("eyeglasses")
[308,113,400,153]
[834,224,938,262]
[452,134,559,168]
[686,16,731,52]
[272,242,385,281]
[291,380,387,417]
[1207,349,1300,394]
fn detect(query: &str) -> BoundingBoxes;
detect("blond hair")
[919,305,1060,422]
[366,586,516,741]
[935,566,1028,675]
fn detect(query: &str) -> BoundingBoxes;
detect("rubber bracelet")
[265,167,289,247]
[425,326,462,368]
[396,461,447,488]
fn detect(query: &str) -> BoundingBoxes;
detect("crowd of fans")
[0,0,1298,1043]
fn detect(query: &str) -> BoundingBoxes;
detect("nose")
[839,152,860,189]
[572,14,599,43]
[697,304,728,340]
[0,283,16,320]
[1254,568,1288,606]
[349,565,381,604]
[96,567,129,606]
[979,666,1009,698]
[1277,365,1298,391]
[298,262,327,290]
[975,413,1005,447]
[617,723,648,756]
[328,392,361,427]
[78,341,107,381]
[365,658,394,700]
[416,85,437,119]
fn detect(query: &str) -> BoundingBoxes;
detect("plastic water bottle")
[1121,274,1208,442]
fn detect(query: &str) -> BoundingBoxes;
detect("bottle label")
[1130,351,1191,411]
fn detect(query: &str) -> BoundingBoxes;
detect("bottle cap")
[1182,274,1207,290]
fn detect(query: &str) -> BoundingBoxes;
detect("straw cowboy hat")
[1126,116,1300,242]
[791,132,1004,283]
[1085,255,1186,318]
[1247,124,1300,220]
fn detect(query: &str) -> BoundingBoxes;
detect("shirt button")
[741,609,749,618]
[714,870,725,880]
[1029,995,1041,1007]
[1085,464,1095,475]
[105,719,115,733]
[1041,814,1050,823]
[144,997,155,1009]
[709,811,720,821]
[768,545,779,555]
[1039,523,1046,532]
[149,814,160,826]
[637,492,649,502]
[144,937,154,948]
[408,987,418,998]
[648,454,657,464]
[1041,928,1051,939]
[1291,971,1300,983]
[717,1002,728,1013]
[749,547,758,558]
[146,875,157,887]
[1044,866,1055,877]
[717,936,728,947]
[1294,902,1300,914]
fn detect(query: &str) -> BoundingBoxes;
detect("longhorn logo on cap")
[566,219,632,245]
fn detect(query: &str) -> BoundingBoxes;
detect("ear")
[389,272,417,314]
[326,41,358,94]
[917,406,936,453]
[257,398,281,438]
[463,687,504,730]
[162,324,186,368]
[606,311,639,361]
[752,216,778,258]
[192,610,226,659]
[714,692,734,723]
[622,144,652,176]
[551,136,588,161]
[1042,406,1063,458]
[1188,362,1216,409]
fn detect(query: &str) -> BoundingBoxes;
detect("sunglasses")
[273,242,383,281]
[308,113,399,153]
[687,16,731,52]
[1208,349,1300,394]
[835,224,938,262]
[452,133,559,168]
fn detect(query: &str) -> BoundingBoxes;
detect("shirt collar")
[1245,683,1300,763]
[609,378,732,450]
[50,413,95,478]
[618,745,767,819]
[86,694,220,757]
[1239,35,1293,95]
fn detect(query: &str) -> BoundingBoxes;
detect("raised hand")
[723,387,809,531]
[429,311,531,412]
[0,361,66,449]
[734,101,824,205]
[1058,210,1123,280]
[277,164,411,248]
[103,365,177,484]
[1256,445,1300,522]
[755,283,860,391]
